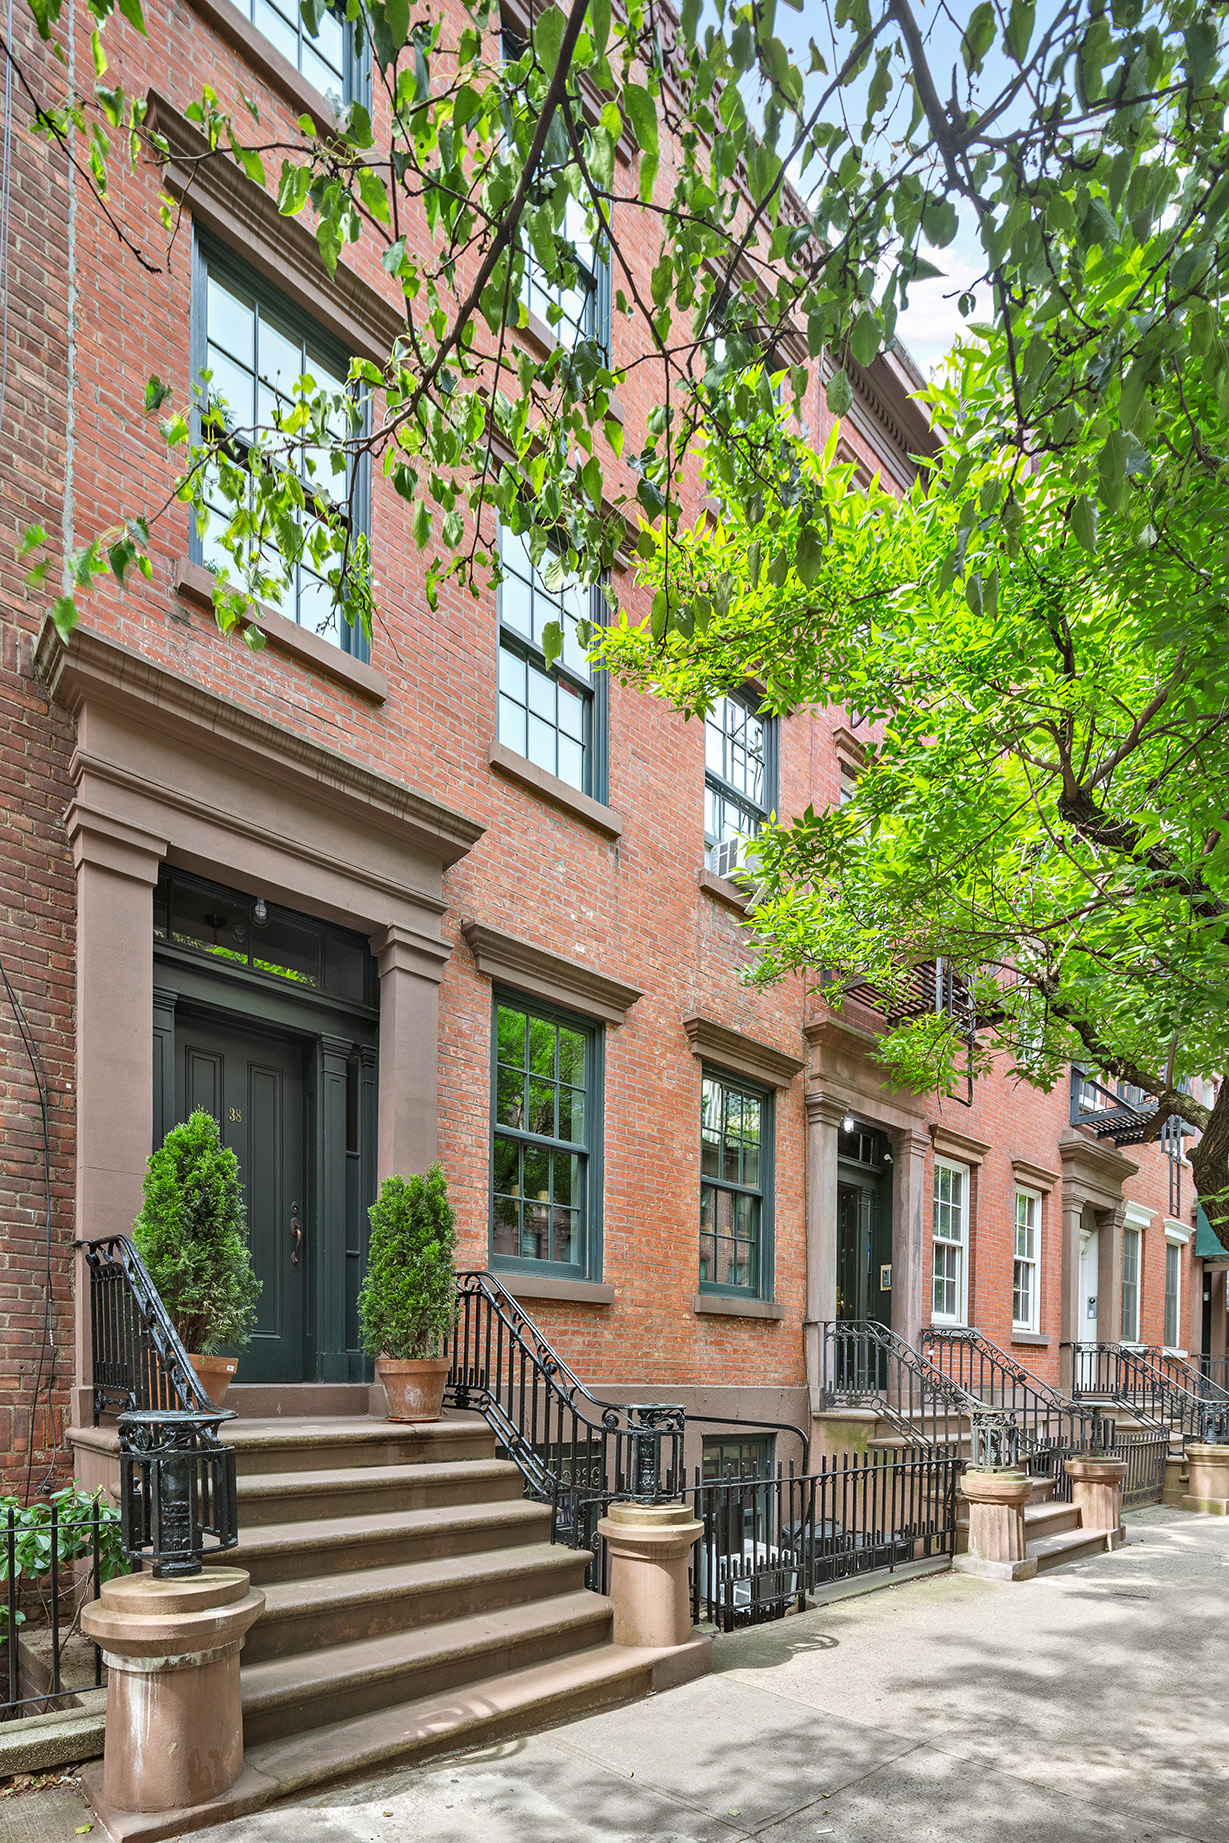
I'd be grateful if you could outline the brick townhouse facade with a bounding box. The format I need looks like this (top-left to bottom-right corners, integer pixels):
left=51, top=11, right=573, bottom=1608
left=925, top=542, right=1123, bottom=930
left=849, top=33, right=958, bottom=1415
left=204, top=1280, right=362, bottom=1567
left=0, top=0, right=1218, bottom=1495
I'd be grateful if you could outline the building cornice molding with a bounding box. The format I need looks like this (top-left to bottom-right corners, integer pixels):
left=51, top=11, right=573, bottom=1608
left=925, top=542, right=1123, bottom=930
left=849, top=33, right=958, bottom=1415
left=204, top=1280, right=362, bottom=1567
left=36, top=620, right=483, bottom=869
left=461, top=920, right=642, bottom=1026
left=145, top=90, right=406, bottom=368
left=682, top=1014, right=804, bottom=1091
left=1011, top=1157, right=1061, bottom=1194
left=930, top=1123, right=991, bottom=1167
left=1058, top=1126, right=1139, bottom=1211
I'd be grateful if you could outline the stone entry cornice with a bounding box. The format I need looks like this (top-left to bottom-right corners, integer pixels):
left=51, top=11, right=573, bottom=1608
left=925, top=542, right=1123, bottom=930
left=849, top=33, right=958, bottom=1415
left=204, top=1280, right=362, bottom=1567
left=682, top=1015, right=804, bottom=1090
left=1059, top=1126, right=1138, bottom=1212
left=37, top=620, right=484, bottom=870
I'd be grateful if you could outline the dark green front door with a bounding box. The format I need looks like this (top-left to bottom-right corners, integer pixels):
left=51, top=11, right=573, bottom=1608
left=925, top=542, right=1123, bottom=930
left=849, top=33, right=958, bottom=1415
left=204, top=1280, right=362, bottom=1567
left=836, top=1163, right=893, bottom=1329
left=176, top=1012, right=308, bottom=1383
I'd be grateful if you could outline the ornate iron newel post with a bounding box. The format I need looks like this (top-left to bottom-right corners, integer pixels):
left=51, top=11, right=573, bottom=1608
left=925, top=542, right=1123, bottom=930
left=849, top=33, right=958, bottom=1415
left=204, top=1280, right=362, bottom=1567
left=970, top=1410, right=1022, bottom=1473
left=624, top=1405, right=686, bottom=1504
left=118, top=1410, right=239, bottom=1578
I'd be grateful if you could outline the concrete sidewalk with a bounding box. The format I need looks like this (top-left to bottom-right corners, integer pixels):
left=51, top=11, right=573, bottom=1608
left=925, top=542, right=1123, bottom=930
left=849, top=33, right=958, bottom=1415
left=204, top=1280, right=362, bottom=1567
left=12, top=1505, right=1228, bottom=1843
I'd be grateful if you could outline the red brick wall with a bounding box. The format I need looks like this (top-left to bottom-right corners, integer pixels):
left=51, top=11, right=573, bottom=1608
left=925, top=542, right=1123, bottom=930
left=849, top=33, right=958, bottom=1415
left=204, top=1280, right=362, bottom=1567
left=0, top=0, right=1201, bottom=1490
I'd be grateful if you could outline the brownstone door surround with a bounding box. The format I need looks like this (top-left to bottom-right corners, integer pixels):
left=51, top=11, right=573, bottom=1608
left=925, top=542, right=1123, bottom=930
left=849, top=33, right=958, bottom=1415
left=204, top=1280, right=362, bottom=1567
left=38, top=619, right=483, bottom=1426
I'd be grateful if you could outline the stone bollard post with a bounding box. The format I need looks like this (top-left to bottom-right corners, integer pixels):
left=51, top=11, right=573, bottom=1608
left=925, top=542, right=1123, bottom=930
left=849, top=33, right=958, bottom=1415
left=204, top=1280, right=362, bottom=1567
left=1182, top=1443, right=1229, bottom=1515
left=1066, top=1455, right=1127, bottom=1546
left=81, top=1566, right=264, bottom=1819
left=596, top=1501, right=704, bottom=1647
left=953, top=1470, right=1036, bottom=1581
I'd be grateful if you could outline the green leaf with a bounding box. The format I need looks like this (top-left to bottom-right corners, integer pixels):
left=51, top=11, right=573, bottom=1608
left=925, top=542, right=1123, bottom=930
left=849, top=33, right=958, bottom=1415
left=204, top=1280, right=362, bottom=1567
left=623, top=83, right=658, bottom=159
left=143, top=374, right=172, bottom=413
left=849, top=308, right=881, bottom=368
left=113, top=0, right=144, bottom=31
left=636, top=474, right=666, bottom=518
left=1071, top=494, right=1098, bottom=554
left=826, top=367, right=853, bottom=415
left=961, top=1, right=995, bottom=73
left=795, top=523, right=824, bottom=587
left=412, top=500, right=431, bottom=549
left=590, top=0, right=610, bottom=55
left=541, top=619, right=563, bottom=665
left=51, top=595, right=77, bottom=639
left=1185, top=19, right=1218, bottom=91
left=1005, top=0, right=1034, bottom=60
left=534, top=5, right=567, bottom=75
left=921, top=195, right=958, bottom=247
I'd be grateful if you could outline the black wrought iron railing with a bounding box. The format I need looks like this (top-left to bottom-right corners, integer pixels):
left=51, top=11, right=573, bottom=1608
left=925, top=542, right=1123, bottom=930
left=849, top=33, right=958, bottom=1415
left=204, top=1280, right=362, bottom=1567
left=819, top=1319, right=981, bottom=1452
left=80, top=1235, right=218, bottom=1421
left=1199, top=1353, right=1229, bottom=1396
left=922, top=1326, right=1115, bottom=1460
left=80, top=1236, right=239, bottom=1577
left=1067, top=1342, right=1206, bottom=1438
left=3, top=1494, right=124, bottom=1720
left=1145, top=1349, right=1229, bottom=1402
left=1028, top=1427, right=1168, bottom=1511
left=686, top=1451, right=958, bottom=1632
left=446, top=1271, right=685, bottom=1565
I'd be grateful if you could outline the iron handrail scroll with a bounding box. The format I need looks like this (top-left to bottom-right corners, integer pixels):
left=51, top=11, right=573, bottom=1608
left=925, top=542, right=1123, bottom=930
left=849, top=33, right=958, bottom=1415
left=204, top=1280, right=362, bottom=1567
left=80, top=1234, right=226, bottom=1421
left=819, top=1318, right=988, bottom=1455
left=922, top=1325, right=1115, bottom=1461
left=1068, top=1341, right=1208, bottom=1438
left=445, top=1271, right=685, bottom=1534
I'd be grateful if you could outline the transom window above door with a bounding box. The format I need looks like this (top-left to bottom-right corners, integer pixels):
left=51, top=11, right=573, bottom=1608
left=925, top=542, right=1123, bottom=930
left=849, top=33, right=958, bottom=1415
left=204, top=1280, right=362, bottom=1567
left=491, top=994, right=602, bottom=1278
left=192, top=239, right=369, bottom=658
left=704, top=691, right=776, bottom=878
left=154, top=867, right=376, bottom=1007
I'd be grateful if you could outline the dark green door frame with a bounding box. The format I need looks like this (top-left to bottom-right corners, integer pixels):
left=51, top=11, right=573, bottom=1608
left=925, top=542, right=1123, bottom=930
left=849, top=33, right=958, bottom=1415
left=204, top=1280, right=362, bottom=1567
left=153, top=950, right=377, bottom=1386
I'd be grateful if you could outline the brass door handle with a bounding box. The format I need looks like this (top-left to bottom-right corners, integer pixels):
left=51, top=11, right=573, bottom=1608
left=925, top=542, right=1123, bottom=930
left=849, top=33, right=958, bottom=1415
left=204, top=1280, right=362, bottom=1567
left=290, top=1203, right=302, bottom=1265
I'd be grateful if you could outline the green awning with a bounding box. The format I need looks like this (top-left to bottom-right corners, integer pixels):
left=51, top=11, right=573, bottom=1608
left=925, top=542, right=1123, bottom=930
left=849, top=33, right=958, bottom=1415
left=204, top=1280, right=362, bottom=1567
left=1195, top=1204, right=1229, bottom=1265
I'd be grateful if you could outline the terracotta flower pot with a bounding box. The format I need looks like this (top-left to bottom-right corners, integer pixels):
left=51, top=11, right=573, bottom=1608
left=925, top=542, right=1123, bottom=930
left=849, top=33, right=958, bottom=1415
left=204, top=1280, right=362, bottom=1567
left=188, top=1352, right=238, bottom=1407
left=375, top=1356, right=450, bottom=1423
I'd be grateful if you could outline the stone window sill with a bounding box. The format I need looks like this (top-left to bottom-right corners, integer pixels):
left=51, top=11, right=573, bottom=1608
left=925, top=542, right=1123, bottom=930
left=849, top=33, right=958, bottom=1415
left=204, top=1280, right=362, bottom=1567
left=495, top=1271, right=614, bottom=1307
left=692, top=1293, right=783, bottom=1322
left=185, top=0, right=341, bottom=131
left=173, top=559, right=387, bottom=703
left=1010, top=1331, right=1051, bottom=1348
left=487, top=740, right=622, bottom=839
left=698, top=867, right=754, bottom=912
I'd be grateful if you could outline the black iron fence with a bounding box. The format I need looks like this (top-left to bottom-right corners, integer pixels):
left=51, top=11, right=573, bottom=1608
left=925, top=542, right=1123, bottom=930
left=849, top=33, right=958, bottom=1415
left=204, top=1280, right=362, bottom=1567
left=685, top=1452, right=959, bottom=1632
left=1027, top=1428, right=1168, bottom=1511
left=3, top=1492, right=125, bottom=1720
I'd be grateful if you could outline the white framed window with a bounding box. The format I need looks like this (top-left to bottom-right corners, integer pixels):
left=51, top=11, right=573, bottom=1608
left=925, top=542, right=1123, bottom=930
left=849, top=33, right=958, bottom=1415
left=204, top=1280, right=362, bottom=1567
left=1013, top=1188, right=1040, bottom=1332
left=1164, top=1241, right=1180, bottom=1351
left=1120, top=1226, right=1141, bottom=1343
left=932, top=1159, right=969, bottom=1324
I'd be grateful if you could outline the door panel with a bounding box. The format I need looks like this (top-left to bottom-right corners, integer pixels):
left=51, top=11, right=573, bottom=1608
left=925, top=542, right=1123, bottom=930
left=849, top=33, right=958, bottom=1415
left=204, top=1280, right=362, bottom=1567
left=175, top=1014, right=308, bottom=1384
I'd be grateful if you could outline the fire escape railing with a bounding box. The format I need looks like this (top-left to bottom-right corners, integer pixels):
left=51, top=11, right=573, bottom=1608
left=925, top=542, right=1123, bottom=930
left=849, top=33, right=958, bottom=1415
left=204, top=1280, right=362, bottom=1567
left=445, top=1271, right=686, bottom=1559
left=1067, top=1341, right=1212, bottom=1439
left=921, top=1326, right=1115, bottom=1462
left=79, top=1235, right=238, bottom=1577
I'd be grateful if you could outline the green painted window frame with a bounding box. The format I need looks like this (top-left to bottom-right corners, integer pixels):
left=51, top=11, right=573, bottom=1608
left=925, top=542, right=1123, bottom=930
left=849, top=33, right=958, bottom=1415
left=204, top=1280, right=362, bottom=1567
left=698, top=1065, right=774, bottom=1301
left=489, top=987, right=604, bottom=1281
left=245, top=0, right=369, bottom=105
left=189, top=232, right=371, bottom=663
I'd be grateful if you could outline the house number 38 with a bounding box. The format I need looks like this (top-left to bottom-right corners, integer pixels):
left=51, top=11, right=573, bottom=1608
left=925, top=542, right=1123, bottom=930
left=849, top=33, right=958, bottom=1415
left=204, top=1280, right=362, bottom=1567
left=228, top=1106, right=242, bottom=1123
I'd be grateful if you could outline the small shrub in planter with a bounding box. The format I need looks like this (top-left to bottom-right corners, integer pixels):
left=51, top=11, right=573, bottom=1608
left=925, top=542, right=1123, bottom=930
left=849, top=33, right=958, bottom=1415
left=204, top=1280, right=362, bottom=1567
left=133, top=1108, right=261, bottom=1402
left=358, top=1165, right=457, bottom=1422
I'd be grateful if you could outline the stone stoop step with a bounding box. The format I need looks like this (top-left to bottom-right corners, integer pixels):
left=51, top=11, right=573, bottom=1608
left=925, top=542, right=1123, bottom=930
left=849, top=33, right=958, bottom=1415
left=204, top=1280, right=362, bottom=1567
left=90, top=1414, right=706, bottom=1833
left=1025, top=1525, right=1115, bottom=1571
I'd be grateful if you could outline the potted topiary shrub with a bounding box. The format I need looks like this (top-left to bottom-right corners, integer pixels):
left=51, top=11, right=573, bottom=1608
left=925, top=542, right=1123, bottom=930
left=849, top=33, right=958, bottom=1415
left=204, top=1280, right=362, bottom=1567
left=358, top=1165, right=457, bottom=1422
left=133, top=1108, right=262, bottom=1405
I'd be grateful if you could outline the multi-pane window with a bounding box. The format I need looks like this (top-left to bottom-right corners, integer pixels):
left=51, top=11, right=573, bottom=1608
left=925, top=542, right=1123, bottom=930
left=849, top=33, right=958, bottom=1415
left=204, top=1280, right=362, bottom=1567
left=702, top=1435, right=775, bottom=1558
left=193, top=243, right=368, bottom=657
left=1164, top=1241, right=1181, bottom=1349
left=1121, top=1227, right=1141, bottom=1342
left=838, top=760, right=860, bottom=806
left=932, top=1161, right=968, bottom=1323
left=491, top=996, right=597, bottom=1274
left=497, top=524, right=602, bottom=794
left=244, top=0, right=362, bottom=103
left=1013, top=1189, right=1040, bottom=1332
left=699, top=1072, right=771, bottom=1295
left=704, top=692, right=775, bottom=875
left=521, top=191, right=602, bottom=348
